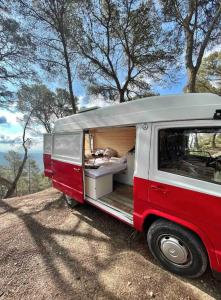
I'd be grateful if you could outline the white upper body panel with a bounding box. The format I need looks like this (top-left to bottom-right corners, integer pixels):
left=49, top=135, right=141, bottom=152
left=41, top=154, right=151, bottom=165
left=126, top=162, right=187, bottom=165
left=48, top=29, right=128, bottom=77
left=54, top=93, right=221, bottom=132
left=43, top=134, right=52, bottom=154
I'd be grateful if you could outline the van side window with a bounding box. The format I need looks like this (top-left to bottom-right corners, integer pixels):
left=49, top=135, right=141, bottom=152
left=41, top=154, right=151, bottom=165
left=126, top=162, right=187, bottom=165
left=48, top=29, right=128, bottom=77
left=53, top=133, right=82, bottom=161
left=158, top=128, right=221, bottom=185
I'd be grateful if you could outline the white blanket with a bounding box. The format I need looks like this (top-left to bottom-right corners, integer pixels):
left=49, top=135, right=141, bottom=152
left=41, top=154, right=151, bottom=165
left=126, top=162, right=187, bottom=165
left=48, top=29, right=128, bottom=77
left=85, top=162, right=127, bottom=179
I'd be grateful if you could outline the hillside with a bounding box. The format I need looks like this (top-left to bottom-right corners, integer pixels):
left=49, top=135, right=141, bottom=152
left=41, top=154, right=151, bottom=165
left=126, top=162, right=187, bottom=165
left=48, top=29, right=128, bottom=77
left=0, top=188, right=220, bottom=299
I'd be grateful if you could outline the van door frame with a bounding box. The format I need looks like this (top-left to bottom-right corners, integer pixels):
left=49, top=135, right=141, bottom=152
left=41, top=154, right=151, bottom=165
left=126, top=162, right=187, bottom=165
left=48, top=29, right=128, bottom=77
left=149, top=119, right=221, bottom=197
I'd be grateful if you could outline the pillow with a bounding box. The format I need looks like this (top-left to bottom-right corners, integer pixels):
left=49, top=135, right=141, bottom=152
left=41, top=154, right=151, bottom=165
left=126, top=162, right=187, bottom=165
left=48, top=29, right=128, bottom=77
left=94, top=148, right=105, bottom=156
left=104, top=147, right=118, bottom=158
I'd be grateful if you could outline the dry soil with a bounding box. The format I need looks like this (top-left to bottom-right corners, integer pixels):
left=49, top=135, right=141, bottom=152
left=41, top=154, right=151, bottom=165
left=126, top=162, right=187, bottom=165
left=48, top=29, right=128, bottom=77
left=0, top=188, right=221, bottom=300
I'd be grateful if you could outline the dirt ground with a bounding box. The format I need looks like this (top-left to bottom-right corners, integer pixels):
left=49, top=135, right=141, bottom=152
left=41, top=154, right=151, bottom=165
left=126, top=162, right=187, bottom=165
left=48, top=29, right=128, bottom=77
left=0, top=188, right=220, bottom=300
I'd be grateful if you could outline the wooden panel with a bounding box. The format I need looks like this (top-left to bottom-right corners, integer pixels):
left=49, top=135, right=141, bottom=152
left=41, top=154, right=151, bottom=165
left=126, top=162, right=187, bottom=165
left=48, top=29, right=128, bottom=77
left=91, top=127, right=136, bottom=156
left=100, top=183, right=133, bottom=215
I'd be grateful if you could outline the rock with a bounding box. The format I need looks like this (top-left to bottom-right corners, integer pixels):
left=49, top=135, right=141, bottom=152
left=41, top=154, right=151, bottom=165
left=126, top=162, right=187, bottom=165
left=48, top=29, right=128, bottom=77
left=149, top=291, right=155, bottom=298
left=127, top=281, right=132, bottom=287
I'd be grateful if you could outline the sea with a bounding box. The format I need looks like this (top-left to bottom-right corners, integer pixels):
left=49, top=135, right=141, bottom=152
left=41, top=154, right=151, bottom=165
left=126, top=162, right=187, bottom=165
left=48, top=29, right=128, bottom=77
left=0, top=152, right=44, bottom=170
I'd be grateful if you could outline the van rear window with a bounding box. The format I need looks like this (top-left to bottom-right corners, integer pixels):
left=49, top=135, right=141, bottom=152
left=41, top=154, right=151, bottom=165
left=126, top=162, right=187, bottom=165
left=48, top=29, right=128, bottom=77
left=158, top=127, right=221, bottom=185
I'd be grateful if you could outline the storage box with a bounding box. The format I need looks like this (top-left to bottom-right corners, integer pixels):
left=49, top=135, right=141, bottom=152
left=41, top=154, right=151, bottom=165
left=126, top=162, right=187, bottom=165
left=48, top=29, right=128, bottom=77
left=85, top=175, right=113, bottom=199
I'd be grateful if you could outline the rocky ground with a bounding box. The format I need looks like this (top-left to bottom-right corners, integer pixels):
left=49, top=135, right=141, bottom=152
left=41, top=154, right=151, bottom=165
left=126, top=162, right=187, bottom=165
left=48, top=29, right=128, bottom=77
left=0, top=188, right=220, bottom=300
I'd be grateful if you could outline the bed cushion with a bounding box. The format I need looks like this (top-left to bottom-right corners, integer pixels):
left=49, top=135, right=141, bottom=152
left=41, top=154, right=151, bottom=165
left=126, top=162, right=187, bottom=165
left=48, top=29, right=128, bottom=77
left=85, top=162, right=127, bottom=179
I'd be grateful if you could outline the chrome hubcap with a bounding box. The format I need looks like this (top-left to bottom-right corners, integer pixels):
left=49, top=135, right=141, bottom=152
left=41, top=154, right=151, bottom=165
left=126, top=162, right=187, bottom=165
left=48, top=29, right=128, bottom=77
left=160, top=236, right=189, bottom=265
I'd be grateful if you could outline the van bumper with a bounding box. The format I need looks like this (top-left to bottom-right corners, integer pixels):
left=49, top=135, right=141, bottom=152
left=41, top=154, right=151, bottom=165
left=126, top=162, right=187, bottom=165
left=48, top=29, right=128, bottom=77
left=212, top=270, right=221, bottom=281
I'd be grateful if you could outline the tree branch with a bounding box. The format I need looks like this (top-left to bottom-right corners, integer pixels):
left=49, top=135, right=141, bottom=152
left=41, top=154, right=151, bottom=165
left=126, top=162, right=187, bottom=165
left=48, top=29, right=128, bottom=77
left=195, top=4, right=221, bottom=71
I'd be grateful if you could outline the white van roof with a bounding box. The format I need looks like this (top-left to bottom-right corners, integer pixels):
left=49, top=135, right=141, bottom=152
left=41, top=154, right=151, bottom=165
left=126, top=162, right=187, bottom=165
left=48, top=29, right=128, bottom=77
left=54, top=93, right=221, bottom=132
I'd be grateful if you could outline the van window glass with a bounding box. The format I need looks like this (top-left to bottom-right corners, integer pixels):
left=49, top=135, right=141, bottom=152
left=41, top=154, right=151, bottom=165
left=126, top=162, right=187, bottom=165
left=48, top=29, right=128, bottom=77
left=53, top=133, right=81, bottom=160
left=158, top=128, right=221, bottom=185
left=44, top=135, right=52, bottom=154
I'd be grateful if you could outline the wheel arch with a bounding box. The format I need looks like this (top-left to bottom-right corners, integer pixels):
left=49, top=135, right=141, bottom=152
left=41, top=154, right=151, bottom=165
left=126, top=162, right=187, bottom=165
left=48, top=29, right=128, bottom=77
left=140, top=210, right=218, bottom=270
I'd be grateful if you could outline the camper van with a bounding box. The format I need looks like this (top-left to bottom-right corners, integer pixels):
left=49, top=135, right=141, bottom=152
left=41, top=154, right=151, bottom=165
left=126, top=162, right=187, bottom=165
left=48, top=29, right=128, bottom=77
left=43, top=93, right=221, bottom=279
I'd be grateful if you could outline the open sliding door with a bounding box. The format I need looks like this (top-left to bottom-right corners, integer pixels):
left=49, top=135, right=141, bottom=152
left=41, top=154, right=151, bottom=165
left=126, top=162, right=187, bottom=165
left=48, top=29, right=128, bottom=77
left=52, top=131, right=84, bottom=203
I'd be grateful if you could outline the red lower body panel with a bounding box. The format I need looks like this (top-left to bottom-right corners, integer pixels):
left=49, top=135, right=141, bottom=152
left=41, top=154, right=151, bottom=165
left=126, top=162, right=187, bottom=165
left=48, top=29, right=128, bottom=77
left=52, top=159, right=84, bottom=203
left=43, top=154, right=53, bottom=178
left=133, top=176, right=221, bottom=273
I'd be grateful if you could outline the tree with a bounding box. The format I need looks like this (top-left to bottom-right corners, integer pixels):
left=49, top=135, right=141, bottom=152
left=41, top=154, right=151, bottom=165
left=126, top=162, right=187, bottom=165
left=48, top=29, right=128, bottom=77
left=0, top=173, right=12, bottom=199
left=196, top=51, right=221, bottom=95
left=54, top=88, right=77, bottom=117
left=74, top=0, right=178, bottom=102
left=4, top=151, right=23, bottom=195
left=17, top=84, right=75, bottom=133
left=0, top=1, right=35, bottom=106
left=4, top=151, right=22, bottom=177
left=4, top=113, right=32, bottom=198
left=0, top=154, right=50, bottom=198
left=18, top=0, right=78, bottom=113
left=160, top=0, right=221, bottom=93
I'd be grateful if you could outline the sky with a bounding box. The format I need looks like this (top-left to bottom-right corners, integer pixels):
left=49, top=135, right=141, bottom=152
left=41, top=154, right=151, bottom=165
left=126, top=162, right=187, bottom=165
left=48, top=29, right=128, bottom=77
left=0, top=42, right=219, bottom=156
left=0, top=75, right=186, bottom=155
left=0, top=108, right=44, bottom=154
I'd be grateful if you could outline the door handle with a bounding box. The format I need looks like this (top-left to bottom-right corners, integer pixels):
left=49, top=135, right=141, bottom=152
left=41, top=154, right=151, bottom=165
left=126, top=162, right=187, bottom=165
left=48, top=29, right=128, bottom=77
left=150, top=185, right=169, bottom=195
left=73, top=167, right=81, bottom=172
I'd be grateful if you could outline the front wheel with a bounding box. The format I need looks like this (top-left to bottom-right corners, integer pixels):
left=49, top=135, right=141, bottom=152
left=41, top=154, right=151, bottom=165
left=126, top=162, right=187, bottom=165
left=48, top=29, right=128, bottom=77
left=147, top=219, right=208, bottom=278
left=63, top=194, right=79, bottom=208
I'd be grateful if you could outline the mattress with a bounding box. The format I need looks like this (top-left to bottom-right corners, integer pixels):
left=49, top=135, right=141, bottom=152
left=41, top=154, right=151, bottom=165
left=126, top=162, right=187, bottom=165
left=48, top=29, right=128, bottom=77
left=85, top=162, right=127, bottom=179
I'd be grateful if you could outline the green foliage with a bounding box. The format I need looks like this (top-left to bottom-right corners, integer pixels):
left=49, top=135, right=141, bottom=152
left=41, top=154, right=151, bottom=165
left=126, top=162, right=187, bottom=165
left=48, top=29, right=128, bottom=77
left=159, top=0, right=221, bottom=63
left=196, top=52, right=221, bottom=95
left=18, top=0, right=79, bottom=112
left=159, top=0, right=221, bottom=92
left=0, top=151, right=51, bottom=199
left=17, top=84, right=75, bottom=133
left=0, top=1, right=36, bottom=106
left=4, top=151, right=23, bottom=182
left=74, top=0, right=178, bottom=102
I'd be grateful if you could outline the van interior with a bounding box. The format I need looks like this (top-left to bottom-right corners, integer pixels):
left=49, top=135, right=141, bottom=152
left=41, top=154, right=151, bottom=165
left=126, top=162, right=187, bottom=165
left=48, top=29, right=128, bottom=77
left=83, top=126, right=136, bottom=217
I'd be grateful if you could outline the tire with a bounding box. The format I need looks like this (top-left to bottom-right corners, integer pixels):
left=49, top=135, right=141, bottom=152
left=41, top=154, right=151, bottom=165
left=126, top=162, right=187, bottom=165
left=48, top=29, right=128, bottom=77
left=147, top=219, right=208, bottom=278
left=63, top=194, right=79, bottom=209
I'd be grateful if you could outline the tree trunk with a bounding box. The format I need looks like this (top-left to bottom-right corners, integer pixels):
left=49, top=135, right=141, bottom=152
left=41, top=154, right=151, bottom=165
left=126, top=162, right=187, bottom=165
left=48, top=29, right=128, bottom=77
left=186, top=68, right=197, bottom=93
left=4, top=149, right=28, bottom=198
left=212, top=133, right=217, bottom=148
left=195, top=133, right=199, bottom=150
left=4, top=111, right=32, bottom=198
left=184, top=24, right=196, bottom=93
left=61, top=36, right=77, bottom=114
left=119, top=89, right=125, bottom=103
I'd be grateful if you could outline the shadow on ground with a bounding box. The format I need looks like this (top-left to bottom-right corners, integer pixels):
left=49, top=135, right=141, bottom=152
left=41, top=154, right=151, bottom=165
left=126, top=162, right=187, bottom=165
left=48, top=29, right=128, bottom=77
left=0, top=190, right=220, bottom=299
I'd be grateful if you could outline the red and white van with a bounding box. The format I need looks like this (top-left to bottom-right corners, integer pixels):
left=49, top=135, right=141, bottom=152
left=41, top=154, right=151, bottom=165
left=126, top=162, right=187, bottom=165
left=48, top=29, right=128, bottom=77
left=43, top=93, right=221, bottom=279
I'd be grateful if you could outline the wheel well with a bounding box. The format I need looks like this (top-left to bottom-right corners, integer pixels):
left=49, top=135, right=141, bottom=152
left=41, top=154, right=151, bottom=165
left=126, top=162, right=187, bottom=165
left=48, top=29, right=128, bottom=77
left=143, top=214, right=160, bottom=232
left=143, top=215, right=209, bottom=260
